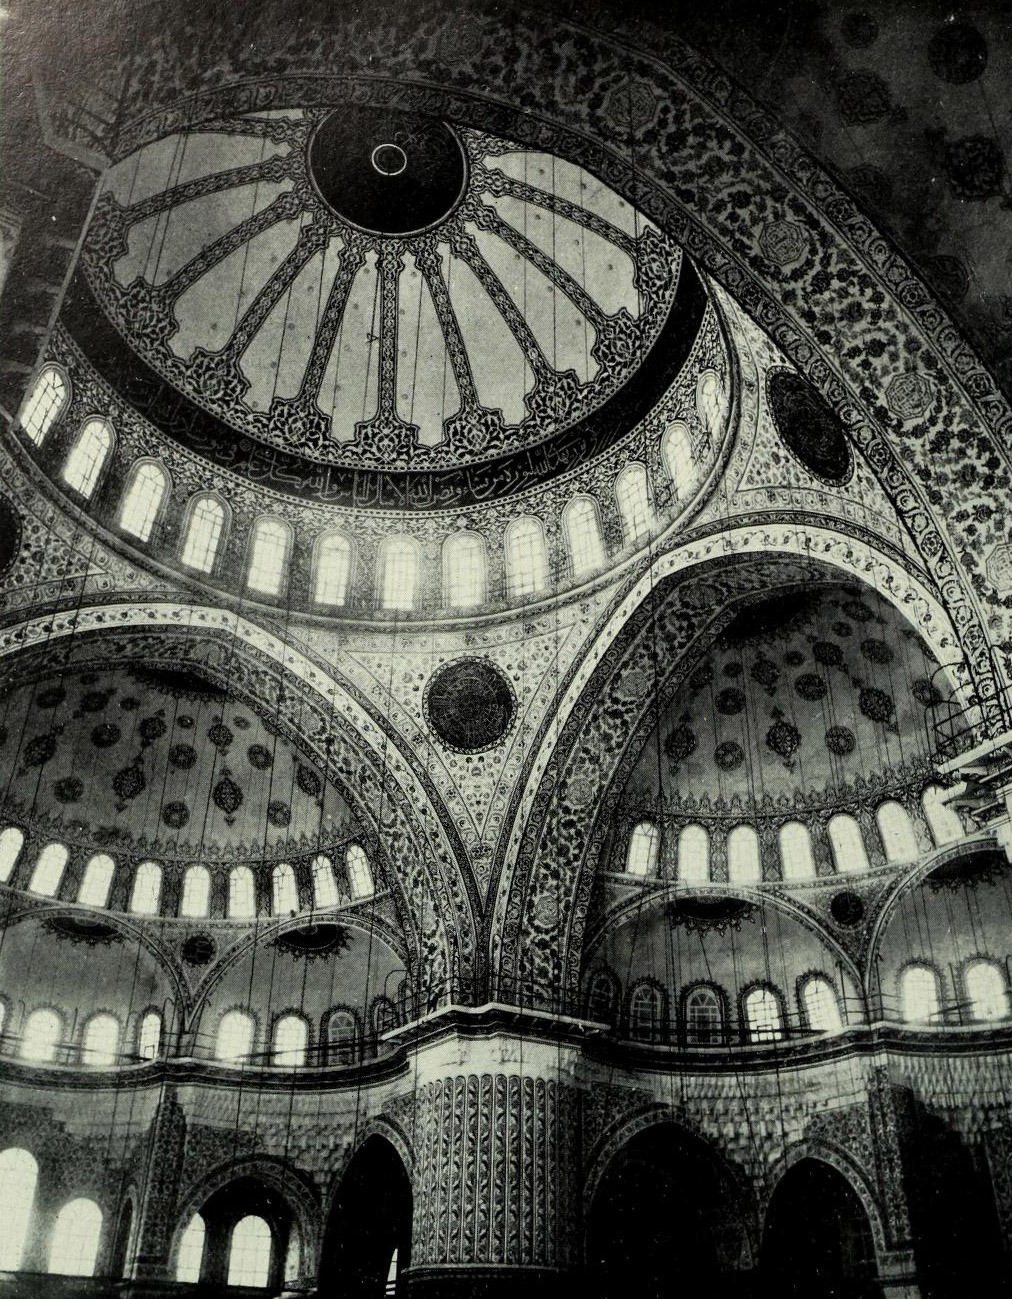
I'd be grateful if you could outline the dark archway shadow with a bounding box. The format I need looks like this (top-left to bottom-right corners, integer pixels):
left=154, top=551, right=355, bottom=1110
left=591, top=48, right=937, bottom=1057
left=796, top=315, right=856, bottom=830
left=319, top=1135, right=412, bottom=1297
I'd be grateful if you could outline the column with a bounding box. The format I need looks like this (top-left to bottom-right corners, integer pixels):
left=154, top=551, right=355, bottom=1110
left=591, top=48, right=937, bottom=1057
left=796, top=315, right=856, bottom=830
left=129, top=1087, right=187, bottom=1282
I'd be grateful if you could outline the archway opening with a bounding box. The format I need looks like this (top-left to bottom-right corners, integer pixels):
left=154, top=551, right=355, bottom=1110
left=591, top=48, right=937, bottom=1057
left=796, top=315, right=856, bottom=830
left=181, top=1175, right=293, bottom=1290
left=319, top=1135, right=412, bottom=1297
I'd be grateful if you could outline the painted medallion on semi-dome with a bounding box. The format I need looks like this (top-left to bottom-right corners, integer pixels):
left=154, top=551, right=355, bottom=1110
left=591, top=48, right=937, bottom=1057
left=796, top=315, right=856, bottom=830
left=424, top=656, right=516, bottom=753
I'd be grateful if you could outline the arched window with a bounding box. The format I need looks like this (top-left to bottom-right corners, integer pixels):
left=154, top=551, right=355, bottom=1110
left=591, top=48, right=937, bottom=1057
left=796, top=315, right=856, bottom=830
left=130, top=861, right=162, bottom=915
left=779, top=821, right=816, bottom=881
left=901, top=964, right=941, bottom=1024
left=326, top=1010, right=359, bottom=1065
left=311, top=855, right=339, bottom=909
left=677, top=823, right=709, bottom=883
left=828, top=814, right=870, bottom=875
left=964, top=959, right=1009, bottom=1022
left=0, top=998, right=6, bottom=1039
left=19, top=365, right=68, bottom=445
left=0, top=1147, right=38, bottom=1269
left=877, top=801, right=919, bottom=864
left=176, top=1214, right=205, bottom=1284
left=745, top=987, right=784, bottom=1042
left=22, top=1007, right=62, bottom=1063
left=49, top=1199, right=103, bottom=1277
left=801, top=975, right=843, bottom=1034
left=346, top=844, right=374, bottom=900
left=272, top=863, right=299, bottom=915
left=180, top=865, right=210, bottom=918
left=386, top=1248, right=400, bottom=1295
left=314, top=532, right=353, bottom=606
left=625, top=821, right=660, bottom=877
left=247, top=517, right=291, bottom=596
left=0, top=826, right=24, bottom=882
left=227, top=1215, right=273, bottom=1288
left=63, top=417, right=113, bottom=498
left=119, top=461, right=168, bottom=542
left=82, top=1013, right=120, bottom=1067
left=505, top=516, right=548, bottom=598
left=614, top=462, right=653, bottom=545
left=586, top=971, right=619, bottom=1025
left=28, top=841, right=68, bottom=897
left=228, top=866, right=256, bottom=919
left=921, top=784, right=964, bottom=847
left=685, top=986, right=724, bottom=1045
left=137, top=1010, right=161, bottom=1062
left=661, top=419, right=694, bottom=498
left=564, top=497, right=606, bottom=579
left=378, top=536, right=419, bottom=611
left=628, top=982, right=665, bottom=1041
left=373, top=997, right=399, bottom=1036
left=180, top=494, right=226, bottom=574
left=443, top=532, right=487, bottom=608
left=728, top=825, right=761, bottom=884
left=215, top=1010, right=255, bottom=1063
left=78, top=853, right=115, bottom=907
left=696, top=368, right=723, bottom=433
left=272, top=1013, right=309, bottom=1067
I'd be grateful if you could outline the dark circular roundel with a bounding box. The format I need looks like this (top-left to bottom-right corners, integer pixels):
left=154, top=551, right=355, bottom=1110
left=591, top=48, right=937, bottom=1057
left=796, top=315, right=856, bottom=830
left=424, top=657, right=516, bottom=753
left=767, top=369, right=852, bottom=483
left=928, top=22, right=987, bottom=84
left=182, top=934, right=216, bottom=966
left=830, top=891, right=865, bottom=928
left=309, top=106, right=468, bottom=236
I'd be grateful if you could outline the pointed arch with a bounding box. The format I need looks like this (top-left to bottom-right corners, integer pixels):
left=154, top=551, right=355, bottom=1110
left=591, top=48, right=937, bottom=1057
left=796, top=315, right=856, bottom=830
left=63, top=417, right=114, bottom=497
left=119, top=459, right=169, bottom=542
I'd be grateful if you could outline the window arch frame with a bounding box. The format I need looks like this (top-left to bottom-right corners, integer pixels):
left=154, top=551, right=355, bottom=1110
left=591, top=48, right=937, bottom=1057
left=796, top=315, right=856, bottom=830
left=778, top=820, right=817, bottom=881
left=180, top=864, right=211, bottom=919
left=899, top=961, right=943, bottom=1025
left=585, top=967, right=621, bottom=1026
left=876, top=800, right=920, bottom=865
left=920, top=782, right=965, bottom=848
left=270, top=1011, right=311, bottom=1068
left=345, top=844, right=374, bottom=900
left=78, top=852, right=116, bottom=908
left=660, top=418, right=694, bottom=499
left=0, top=825, right=25, bottom=883
left=626, top=978, right=667, bottom=1042
left=175, top=1212, right=206, bottom=1284
left=21, top=1006, right=64, bottom=1063
left=310, top=854, right=339, bottom=910
left=62, top=415, right=115, bottom=499
left=962, top=957, right=1009, bottom=1023
left=312, top=530, right=355, bottom=607
left=624, top=820, right=660, bottom=878
left=271, top=862, right=299, bottom=916
left=136, top=1008, right=162, bottom=1062
left=563, top=494, right=607, bottom=581
left=81, top=1011, right=121, bottom=1068
left=228, top=865, right=257, bottom=919
left=728, top=824, right=762, bottom=885
left=377, top=535, right=421, bottom=612
left=245, top=515, right=293, bottom=598
left=0, top=1146, right=39, bottom=1270
left=798, top=972, right=844, bottom=1035
left=504, top=514, right=549, bottom=599
left=214, top=1008, right=257, bottom=1064
left=118, top=457, right=170, bottom=543
left=48, top=1196, right=104, bottom=1278
left=742, top=982, right=786, bottom=1044
left=18, top=363, right=70, bottom=446
left=324, top=1006, right=361, bottom=1066
left=226, top=1213, right=274, bottom=1289
left=179, top=491, right=229, bottom=576
left=827, top=812, right=870, bottom=875
left=130, top=861, right=162, bottom=915
left=28, top=840, right=69, bottom=898
left=682, top=981, right=727, bottom=1046
left=442, top=530, right=488, bottom=609
left=677, top=822, right=710, bottom=884
left=614, top=460, right=654, bottom=546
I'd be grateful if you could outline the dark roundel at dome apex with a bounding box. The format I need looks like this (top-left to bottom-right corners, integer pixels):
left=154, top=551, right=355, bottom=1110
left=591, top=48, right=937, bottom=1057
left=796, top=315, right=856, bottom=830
left=767, top=369, right=852, bottom=483
left=424, top=657, right=516, bottom=753
left=928, top=22, right=987, bottom=84
left=309, top=106, right=468, bottom=237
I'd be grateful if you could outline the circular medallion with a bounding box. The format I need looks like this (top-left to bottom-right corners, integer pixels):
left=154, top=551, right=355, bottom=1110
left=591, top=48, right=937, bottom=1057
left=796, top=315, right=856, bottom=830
left=830, top=891, right=865, bottom=928
left=928, top=22, right=987, bottom=84
left=767, top=369, right=852, bottom=483
left=182, top=934, right=215, bottom=965
left=424, top=657, right=516, bottom=753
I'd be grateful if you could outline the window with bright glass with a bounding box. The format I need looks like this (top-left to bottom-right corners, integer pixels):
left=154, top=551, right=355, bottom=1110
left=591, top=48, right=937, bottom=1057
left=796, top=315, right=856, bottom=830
left=227, top=1215, right=272, bottom=1288
left=63, top=418, right=113, bottom=498
left=505, top=516, right=548, bottom=598
left=119, top=461, right=168, bottom=542
left=82, top=1013, right=120, bottom=1067
left=314, top=532, right=353, bottom=606
left=49, top=1199, right=103, bottom=1277
left=0, top=1148, right=38, bottom=1270
left=921, top=784, right=965, bottom=847
left=728, top=825, right=761, bottom=884
left=696, top=369, right=723, bottom=433
left=138, top=1011, right=161, bottom=1062
left=272, top=1013, right=309, bottom=1067
left=677, top=823, right=709, bottom=883
left=0, top=827, right=24, bottom=882
left=685, top=986, right=723, bottom=1045
left=779, top=821, right=816, bottom=881
left=176, top=1214, right=205, bottom=1284
left=745, top=987, right=784, bottom=1042
left=0, top=1000, right=5, bottom=1038
left=228, top=866, right=256, bottom=919
left=661, top=419, right=694, bottom=498
left=247, top=517, right=290, bottom=596
left=346, top=845, right=374, bottom=900
left=378, top=537, right=419, bottom=611
left=629, top=982, right=665, bottom=1041
left=272, top=863, right=299, bottom=915
left=311, top=855, right=339, bottom=909
left=181, top=495, right=226, bottom=574
left=78, top=853, right=115, bottom=907
left=19, top=366, right=68, bottom=445
left=180, top=865, right=211, bottom=918
left=965, top=960, right=1008, bottom=1022
left=901, top=964, right=941, bottom=1024
left=801, top=976, right=843, bottom=1034
left=564, top=497, right=606, bottom=579
left=327, top=1010, right=359, bottom=1065
left=586, top=973, right=618, bottom=1025
left=443, top=532, right=487, bottom=608
left=625, top=821, right=660, bottom=877
left=827, top=814, right=870, bottom=875
left=614, top=462, right=653, bottom=544
left=385, top=1247, right=399, bottom=1297
left=28, top=841, right=68, bottom=897
left=21, top=1008, right=62, bottom=1063
left=877, top=801, right=919, bottom=864
left=130, top=861, right=162, bottom=915
left=215, top=1010, right=255, bottom=1063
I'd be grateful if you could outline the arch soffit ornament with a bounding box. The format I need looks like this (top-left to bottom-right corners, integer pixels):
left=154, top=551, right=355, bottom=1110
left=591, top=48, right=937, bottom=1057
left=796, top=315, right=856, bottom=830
left=761, top=1144, right=888, bottom=1260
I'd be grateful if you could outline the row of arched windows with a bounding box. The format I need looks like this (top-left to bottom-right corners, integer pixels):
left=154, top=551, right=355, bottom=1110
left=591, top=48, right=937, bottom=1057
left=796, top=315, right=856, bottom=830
left=898, top=958, right=1010, bottom=1025
left=176, top=1212, right=274, bottom=1287
left=0, top=827, right=374, bottom=916
left=623, top=788, right=965, bottom=882
left=212, top=1002, right=387, bottom=1067
left=0, top=1001, right=161, bottom=1066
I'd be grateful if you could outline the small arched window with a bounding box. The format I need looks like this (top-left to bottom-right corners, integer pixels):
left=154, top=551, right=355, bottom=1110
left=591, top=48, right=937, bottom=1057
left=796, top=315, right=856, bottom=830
left=326, top=1010, right=359, bottom=1065
left=272, top=863, right=299, bottom=916
left=28, top=841, right=68, bottom=897
left=505, top=516, right=548, bottom=598
left=49, top=1198, right=103, bottom=1277
left=877, top=801, right=919, bottom=864
left=728, top=825, right=761, bottom=884
left=677, top=823, right=709, bottom=883
left=19, top=365, right=68, bottom=445
left=137, top=1010, right=161, bottom=1062
left=586, top=971, right=619, bottom=1025
left=901, top=964, right=941, bottom=1024
left=78, top=853, right=115, bottom=907
left=119, top=460, right=168, bottom=542
left=628, top=982, right=665, bottom=1041
left=311, top=855, right=339, bottom=909
left=779, top=821, right=816, bottom=881
left=0, top=1147, right=38, bottom=1270
left=180, top=494, right=226, bottom=574
left=0, top=826, right=24, bottom=882
left=22, top=1008, right=62, bottom=1063
left=314, top=532, right=353, bottom=606
left=373, top=997, right=399, bottom=1036
left=247, top=517, right=291, bottom=596
left=614, top=462, right=653, bottom=544
left=227, top=1215, right=273, bottom=1288
left=625, top=821, right=660, bottom=877
left=685, top=986, right=723, bottom=1045
left=63, top=417, right=113, bottom=498
left=745, top=987, right=784, bottom=1043
left=228, top=866, right=256, bottom=919
left=82, top=1013, right=120, bottom=1067
left=965, top=959, right=1009, bottom=1022
left=180, top=865, right=211, bottom=918
left=661, top=419, right=694, bottom=499
left=801, top=975, right=843, bottom=1034
left=0, top=998, right=6, bottom=1038
left=696, top=368, right=723, bottom=433
left=828, top=814, right=870, bottom=875
left=921, top=784, right=964, bottom=847
left=443, top=532, right=487, bottom=608
left=346, top=844, right=374, bottom=900
left=272, top=1013, right=309, bottom=1067
left=130, top=861, right=162, bottom=915
left=215, top=1010, right=255, bottom=1063
left=378, top=536, right=419, bottom=611
left=176, top=1214, right=205, bottom=1284
left=564, top=496, right=606, bottom=579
